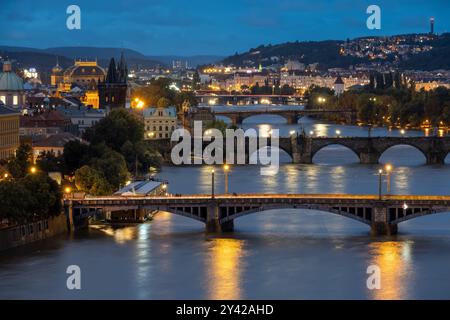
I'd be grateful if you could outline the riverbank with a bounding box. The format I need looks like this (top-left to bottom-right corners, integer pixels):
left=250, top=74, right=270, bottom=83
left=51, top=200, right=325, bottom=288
left=0, top=214, right=68, bottom=251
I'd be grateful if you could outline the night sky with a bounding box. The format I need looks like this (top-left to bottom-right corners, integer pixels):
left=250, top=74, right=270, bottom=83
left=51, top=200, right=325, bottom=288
left=1, top=0, right=449, bottom=56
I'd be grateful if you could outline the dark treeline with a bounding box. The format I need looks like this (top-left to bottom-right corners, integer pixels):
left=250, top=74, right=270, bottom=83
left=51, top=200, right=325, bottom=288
left=306, top=72, right=450, bottom=128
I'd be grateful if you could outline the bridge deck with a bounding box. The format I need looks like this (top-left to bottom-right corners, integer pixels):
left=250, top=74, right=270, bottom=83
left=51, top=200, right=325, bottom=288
left=70, top=194, right=450, bottom=202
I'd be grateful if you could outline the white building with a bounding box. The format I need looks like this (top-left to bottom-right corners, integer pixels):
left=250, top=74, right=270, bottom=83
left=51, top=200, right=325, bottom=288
left=143, top=106, right=177, bottom=139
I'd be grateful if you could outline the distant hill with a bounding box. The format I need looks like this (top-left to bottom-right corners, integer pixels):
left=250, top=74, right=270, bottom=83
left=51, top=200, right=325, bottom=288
left=222, top=34, right=450, bottom=71
left=399, top=33, right=450, bottom=70
left=222, top=40, right=367, bottom=70
left=0, top=46, right=224, bottom=74
left=0, top=46, right=164, bottom=72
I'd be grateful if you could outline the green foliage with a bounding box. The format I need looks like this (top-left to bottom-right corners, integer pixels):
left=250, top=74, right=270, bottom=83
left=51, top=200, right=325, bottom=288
left=0, top=173, right=62, bottom=224
left=63, top=140, right=90, bottom=174
left=132, top=77, right=198, bottom=111
left=36, top=152, right=65, bottom=173
left=84, top=109, right=144, bottom=151
left=7, top=144, right=32, bottom=179
left=311, top=84, right=450, bottom=127
left=74, top=165, right=112, bottom=196
left=90, top=148, right=130, bottom=190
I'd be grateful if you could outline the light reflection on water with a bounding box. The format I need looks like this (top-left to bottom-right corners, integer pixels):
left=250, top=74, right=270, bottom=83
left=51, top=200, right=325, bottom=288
left=1, top=114, right=450, bottom=299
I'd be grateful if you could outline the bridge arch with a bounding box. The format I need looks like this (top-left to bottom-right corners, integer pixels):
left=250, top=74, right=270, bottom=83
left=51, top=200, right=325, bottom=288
left=248, top=146, right=293, bottom=163
left=311, top=143, right=361, bottom=163
left=378, top=143, right=428, bottom=164
left=219, top=204, right=372, bottom=226
left=389, top=207, right=450, bottom=225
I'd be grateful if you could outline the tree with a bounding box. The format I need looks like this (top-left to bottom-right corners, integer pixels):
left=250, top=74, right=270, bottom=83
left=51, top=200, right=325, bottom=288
left=84, top=109, right=144, bottom=152
left=90, top=149, right=130, bottom=190
left=0, top=181, right=32, bottom=223
left=20, top=173, right=62, bottom=218
left=7, top=144, right=33, bottom=179
left=63, top=140, right=90, bottom=174
left=74, top=165, right=112, bottom=196
left=36, top=152, right=64, bottom=173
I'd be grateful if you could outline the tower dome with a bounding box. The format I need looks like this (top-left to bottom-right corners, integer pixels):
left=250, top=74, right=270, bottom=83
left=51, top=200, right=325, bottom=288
left=0, top=61, right=24, bottom=91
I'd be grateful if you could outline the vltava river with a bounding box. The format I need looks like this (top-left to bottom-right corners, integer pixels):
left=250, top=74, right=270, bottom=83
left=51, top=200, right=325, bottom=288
left=1, top=108, right=450, bottom=299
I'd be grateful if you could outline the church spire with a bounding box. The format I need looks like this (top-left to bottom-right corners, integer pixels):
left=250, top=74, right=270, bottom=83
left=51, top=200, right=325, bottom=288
left=106, top=57, right=117, bottom=83
left=117, top=52, right=128, bottom=83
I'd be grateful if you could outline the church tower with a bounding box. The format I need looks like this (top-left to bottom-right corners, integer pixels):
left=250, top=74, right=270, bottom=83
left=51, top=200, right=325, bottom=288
left=98, top=53, right=128, bottom=109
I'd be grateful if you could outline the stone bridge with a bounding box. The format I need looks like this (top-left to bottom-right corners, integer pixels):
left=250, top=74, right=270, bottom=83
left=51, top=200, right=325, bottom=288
left=66, top=194, right=450, bottom=236
left=213, top=109, right=355, bottom=125
left=148, top=136, right=450, bottom=165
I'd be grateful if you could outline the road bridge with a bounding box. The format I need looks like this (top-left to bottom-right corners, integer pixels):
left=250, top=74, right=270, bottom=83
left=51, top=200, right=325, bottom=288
left=66, top=194, right=450, bottom=236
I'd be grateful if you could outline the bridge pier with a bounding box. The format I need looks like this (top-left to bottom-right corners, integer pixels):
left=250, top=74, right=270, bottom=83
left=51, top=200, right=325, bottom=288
left=206, top=203, right=234, bottom=233
left=426, top=152, right=446, bottom=165
left=371, top=207, right=398, bottom=236
left=286, top=115, right=298, bottom=125
left=359, top=152, right=380, bottom=164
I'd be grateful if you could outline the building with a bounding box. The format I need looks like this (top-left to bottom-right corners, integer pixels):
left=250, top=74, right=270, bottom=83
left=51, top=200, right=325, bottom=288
left=184, top=106, right=214, bottom=132
left=32, top=132, right=83, bottom=162
left=0, top=103, right=20, bottom=160
left=56, top=105, right=106, bottom=134
left=81, top=79, right=100, bottom=108
left=56, top=60, right=106, bottom=88
left=0, top=61, right=26, bottom=109
left=19, top=110, right=72, bottom=137
left=430, top=17, right=435, bottom=35
left=50, top=58, right=64, bottom=86
left=143, top=106, right=177, bottom=139
left=98, top=54, right=128, bottom=109
left=334, top=76, right=345, bottom=96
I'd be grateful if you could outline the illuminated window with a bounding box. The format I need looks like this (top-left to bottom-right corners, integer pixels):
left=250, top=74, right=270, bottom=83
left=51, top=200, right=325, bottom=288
left=13, top=96, right=18, bottom=105
left=0, top=96, right=5, bottom=104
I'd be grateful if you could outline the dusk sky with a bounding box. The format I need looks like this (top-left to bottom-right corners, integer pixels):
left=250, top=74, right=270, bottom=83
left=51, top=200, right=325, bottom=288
left=1, top=0, right=449, bottom=56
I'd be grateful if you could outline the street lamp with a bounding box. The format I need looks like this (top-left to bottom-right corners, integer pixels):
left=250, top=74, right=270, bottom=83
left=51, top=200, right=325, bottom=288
left=30, top=166, right=37, bottom=174
left=385, top=164, right=393, bottom=194
left=223, top=165, right=230, bottom=194
left=378, top=169, right=383, bottom=200
left=211, top=169, right=215, bottom=199
left=336, top=129, right=341, bottom=137
left=289, top=130, right=296, bottom=136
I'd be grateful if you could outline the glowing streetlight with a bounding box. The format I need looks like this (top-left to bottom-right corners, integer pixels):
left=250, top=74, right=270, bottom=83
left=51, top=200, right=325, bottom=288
left=378, top=169, right=383, bottom=200
left=289, top=130, right=296, bottom=136
left=385, top=164, right=393, bottom=194
left=30, top=166, right=37, bottom=174
left=64, top=187, right=72, bottom=194
left=400, top=129, right=406, bottom=136
left=309, top=130, right=314, bottom=136
left=223, top=164, right=230, bottom=194
left=336, top=129, right=341, bottom=137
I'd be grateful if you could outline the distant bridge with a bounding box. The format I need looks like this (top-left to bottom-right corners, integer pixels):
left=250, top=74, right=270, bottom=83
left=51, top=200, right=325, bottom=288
left=148, top=136, right=450, bottom=165
left=213, top=108, right=355, bottom=125
left=66, top=194, right=450, bottom=235
left=196, top=94, right=305, bottom=105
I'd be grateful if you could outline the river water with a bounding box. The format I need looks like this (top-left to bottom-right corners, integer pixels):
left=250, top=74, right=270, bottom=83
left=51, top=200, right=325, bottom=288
left=1, top=106, right=450, bottom=300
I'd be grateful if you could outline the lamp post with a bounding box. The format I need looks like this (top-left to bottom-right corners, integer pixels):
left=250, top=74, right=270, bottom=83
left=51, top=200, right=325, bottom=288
left=378, top=169, right=383, bottom=200
left=211, top=169, right=215, bottom=199
left=385, top=164, right=393, bottom=194
left=223, top=165, right=230, bottom=194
